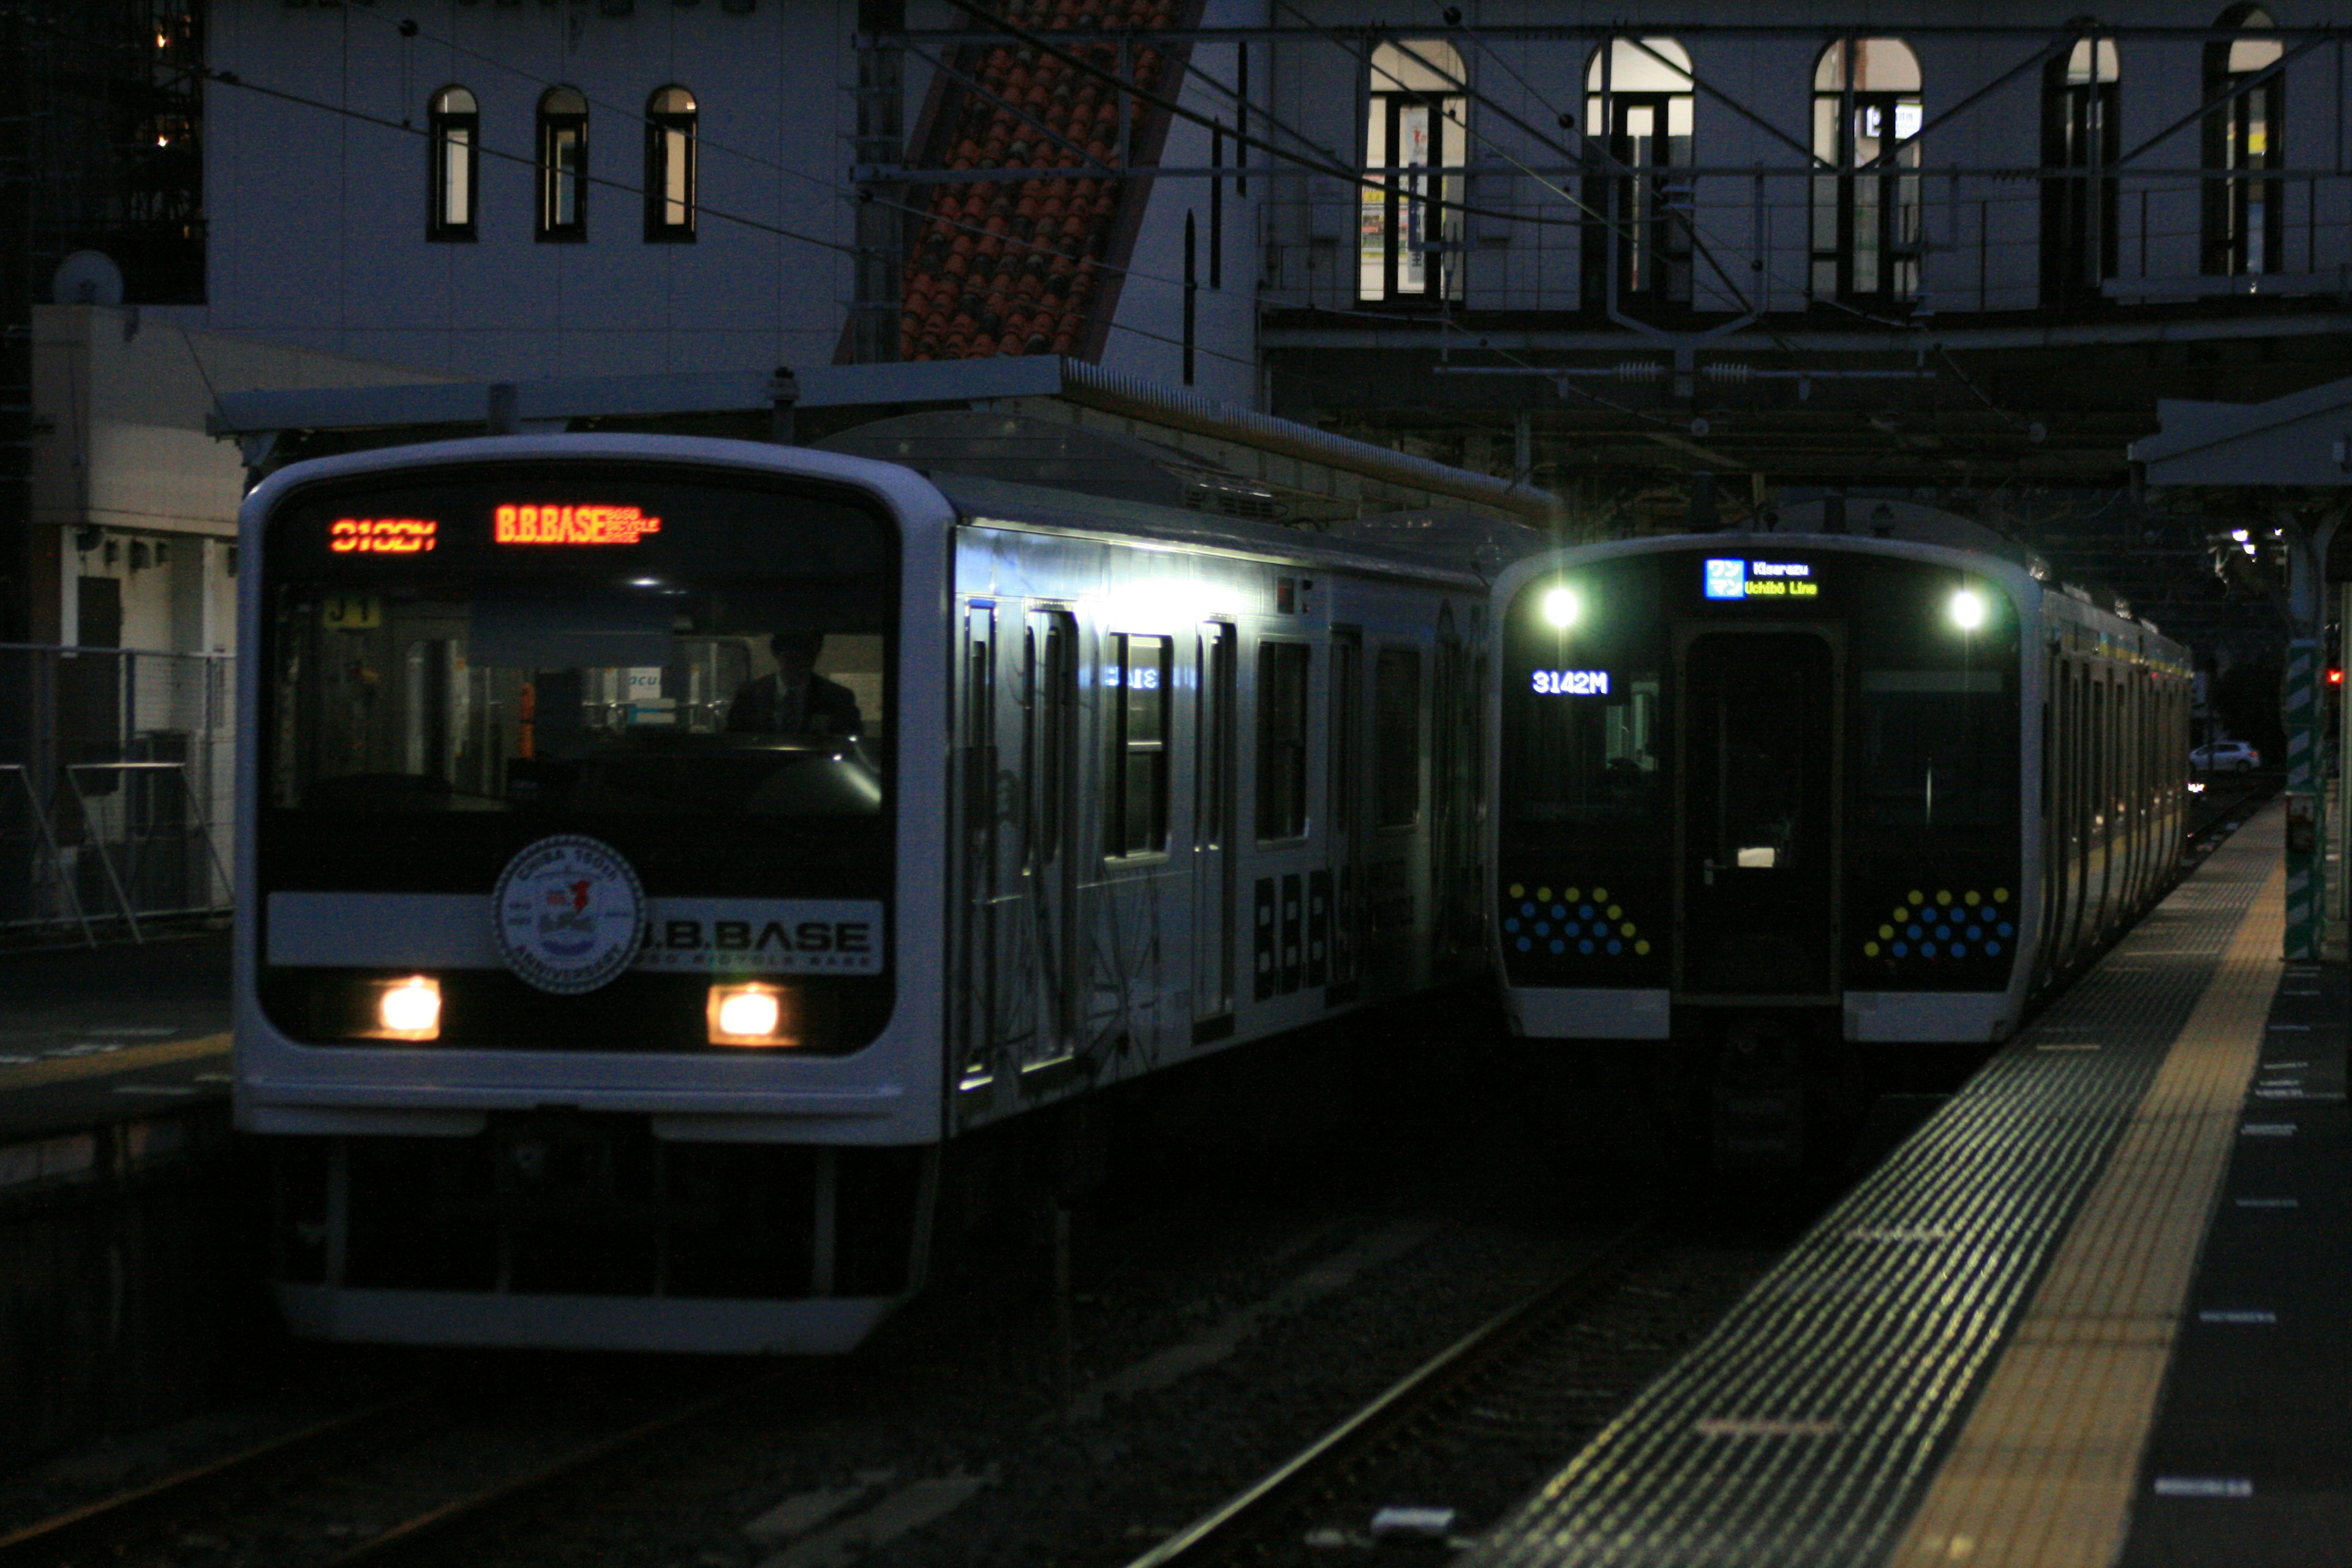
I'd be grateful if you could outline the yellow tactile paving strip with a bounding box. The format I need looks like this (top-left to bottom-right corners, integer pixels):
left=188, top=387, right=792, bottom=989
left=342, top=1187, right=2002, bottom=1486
left=1460, top=804, right=2283, bottom=1568
left=0, top=1031, right=230, bottom=1093
left=1892, top=845, right=2284, bottom=1567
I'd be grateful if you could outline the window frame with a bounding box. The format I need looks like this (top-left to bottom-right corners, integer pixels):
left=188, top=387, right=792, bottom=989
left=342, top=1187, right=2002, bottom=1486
left=427, top=86, right=480, bottom=243
left=1102, top=631, right=1171, bottom=860
left=2203, top=6, right=2285, bottom=277
left=2040, top=39, right=2120, bottom=303
left=1809, top=39, right=1923, bottom=306
left=537, top=86, right=590, bottom=244
left=1359, top=40, right=1467, bottom=307
left=643, top=85, right=698, bottom=243
left=1581, top=38, right=1696, bottom=312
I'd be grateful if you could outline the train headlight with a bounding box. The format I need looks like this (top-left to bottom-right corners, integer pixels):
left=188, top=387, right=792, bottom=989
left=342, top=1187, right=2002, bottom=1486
left=372, top=976, right=441, bottom=1041
left=709, top=982, right=797, bottom=1046
left=1948, top=589, right=1987, bottom=630
left=1540, top=586, right=1582, bottom=628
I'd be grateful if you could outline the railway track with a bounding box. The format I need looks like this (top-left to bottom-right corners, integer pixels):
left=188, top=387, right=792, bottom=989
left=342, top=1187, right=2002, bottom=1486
left=1120, top=1218, right=1698, bottom=1567
left=0, top=1366, right=793, bottom=1568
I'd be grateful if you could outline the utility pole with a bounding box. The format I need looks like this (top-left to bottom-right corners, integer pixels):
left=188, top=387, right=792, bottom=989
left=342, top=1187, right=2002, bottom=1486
left=850, top=0, right=905, bottom=364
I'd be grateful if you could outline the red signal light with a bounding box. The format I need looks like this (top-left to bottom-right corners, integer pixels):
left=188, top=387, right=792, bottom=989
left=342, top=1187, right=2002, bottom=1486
left=2331, top=668, right=2344, bottom=686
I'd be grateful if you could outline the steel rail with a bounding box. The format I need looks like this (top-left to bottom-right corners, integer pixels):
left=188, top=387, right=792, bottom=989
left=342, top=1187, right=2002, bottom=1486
left=316, top=1371, right=794, bottom=1568
left=0, top=1396, right=435, bottom=1566
left=1120, top=1216, right=1663, bottom=1568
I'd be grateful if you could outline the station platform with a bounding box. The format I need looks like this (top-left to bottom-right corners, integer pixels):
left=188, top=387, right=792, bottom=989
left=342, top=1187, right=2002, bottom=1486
left=0, top=930, right=230, bottom=1185
left=1463, top=802, right=2346, bottom=1568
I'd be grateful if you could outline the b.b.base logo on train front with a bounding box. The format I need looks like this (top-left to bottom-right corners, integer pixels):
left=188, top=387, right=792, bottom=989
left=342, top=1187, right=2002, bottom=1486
left=494, top=835, right=647, bottom=994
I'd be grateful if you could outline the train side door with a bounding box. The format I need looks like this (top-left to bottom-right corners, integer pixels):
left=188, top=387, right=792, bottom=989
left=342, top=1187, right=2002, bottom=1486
left=1022, top=608, right=1080, bottom=1069
left=1675, top=630, right=1842, bottom=998
left=1192, top=622, right=1237, bottom=1037
left=955, top=603, right=1001, bottom=1088
left=1430, top=620, right=1477, bottom=967
left=1325, top=628, right=1364, bottom=1003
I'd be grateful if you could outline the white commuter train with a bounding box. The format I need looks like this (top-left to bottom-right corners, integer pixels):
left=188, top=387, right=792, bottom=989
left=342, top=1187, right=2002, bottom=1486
left=1487, top=521, right=2190, bottom=1155
left=236, top=434, right=1504, bottom=1352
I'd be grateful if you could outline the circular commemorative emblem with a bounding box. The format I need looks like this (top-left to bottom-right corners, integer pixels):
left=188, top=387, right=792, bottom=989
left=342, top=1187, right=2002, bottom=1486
left=492, top=835, right=647, bottom=995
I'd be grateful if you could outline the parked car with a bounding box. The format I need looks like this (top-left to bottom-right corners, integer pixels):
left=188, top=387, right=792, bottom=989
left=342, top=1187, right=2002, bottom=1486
left=2190, top=740, right=2261, bottom=772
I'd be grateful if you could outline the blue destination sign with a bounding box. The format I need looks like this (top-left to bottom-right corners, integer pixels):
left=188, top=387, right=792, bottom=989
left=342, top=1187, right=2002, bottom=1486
left=1532, top=669, right=1611, bottom=696
left=1705, top=558, right=1819, bottom=600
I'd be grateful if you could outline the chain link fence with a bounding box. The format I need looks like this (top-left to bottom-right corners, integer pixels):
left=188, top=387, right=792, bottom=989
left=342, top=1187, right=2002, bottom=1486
left=0, top=646, right=233, bottom=942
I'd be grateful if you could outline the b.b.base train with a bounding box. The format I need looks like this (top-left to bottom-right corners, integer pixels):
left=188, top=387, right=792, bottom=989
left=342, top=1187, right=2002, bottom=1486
left=1490, top=510, right=2190, bottom=1163
left=236, top=434, right=1508, bottom=1353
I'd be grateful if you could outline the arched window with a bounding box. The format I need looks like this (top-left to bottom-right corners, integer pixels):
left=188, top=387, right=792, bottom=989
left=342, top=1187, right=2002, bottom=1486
left=1811, top=39, right=1922, bottom=303
left=537, top=86, right=589, bottom=242
left=1582, top=38, right=1694, bottom=311
left=1359, top=40, right=1466, bottom=305
left=2043, top=35, right=2119, bottom=302
left=427, top=86, right=478, bottom=241
left=2204, top=5, right=2283, bottom=276
left=644, top=86, right=697, bottom=242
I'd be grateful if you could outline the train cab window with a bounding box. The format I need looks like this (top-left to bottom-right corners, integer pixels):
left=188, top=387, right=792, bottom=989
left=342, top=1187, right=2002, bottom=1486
left=1857, top=669, right=2011, bottom=829
left=1374, top=647, right=1422, bottom=827
left=1104, top=633, right=1169, bottom=856
left=1504, top=669, right=1662, bottom=831
left=266, top=476, right=895, bottom=850
left=1257, top=640, right=1311, bottom=840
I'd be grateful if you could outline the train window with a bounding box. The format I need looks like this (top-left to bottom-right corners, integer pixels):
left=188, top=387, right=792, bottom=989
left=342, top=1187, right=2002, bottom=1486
left=1857, top=669, right=2013, bottom=829
left=1374, top=647, right=1422, bottom=827
left=1257, top=640, right=1311, bottom=840
left=1501, top=670, right=1662, bottom=832
left=1104, top=633, right=1169, bottom=857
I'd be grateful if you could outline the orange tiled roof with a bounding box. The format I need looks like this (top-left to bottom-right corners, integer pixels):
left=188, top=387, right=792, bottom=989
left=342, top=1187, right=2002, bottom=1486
left=900, top=0, right=1186, bottom=361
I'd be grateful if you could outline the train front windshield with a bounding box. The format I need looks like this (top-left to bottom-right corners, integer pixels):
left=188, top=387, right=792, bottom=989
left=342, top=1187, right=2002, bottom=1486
left=256, top=462, right=899, bottom=1052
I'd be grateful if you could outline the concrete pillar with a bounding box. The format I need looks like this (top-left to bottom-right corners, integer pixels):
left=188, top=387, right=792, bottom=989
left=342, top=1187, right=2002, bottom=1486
left=2283, top=510, right=2341, bottom=959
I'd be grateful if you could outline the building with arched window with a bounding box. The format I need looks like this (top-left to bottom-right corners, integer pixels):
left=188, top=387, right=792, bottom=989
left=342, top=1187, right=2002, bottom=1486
left=426, top=86, right=478, bottom=243
left=1359, top=40, right=1466, bottom=305
left=644, top=86, right=697, bottom=243
left=187, top=0, right=2352, bottom=514
left=2043, top=36, right=2120, bottom=301
left=537, top=87, right=589, bottom=243
left=2204, top=4, right=2284, bottom=275
left=1811, top=39, right=1923, bottom=304
left=1583, top=37, right=1695, bottom=312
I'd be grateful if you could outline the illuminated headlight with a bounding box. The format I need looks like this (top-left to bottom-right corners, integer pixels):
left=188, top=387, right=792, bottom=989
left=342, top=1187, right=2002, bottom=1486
left=708, top=983, right=796, bottom=1047
left=1541, top=586, right=1582, bottom=628
left=372, top=976, right=441, bottom=1041
left=1948, top=589, right=1987, bottom=630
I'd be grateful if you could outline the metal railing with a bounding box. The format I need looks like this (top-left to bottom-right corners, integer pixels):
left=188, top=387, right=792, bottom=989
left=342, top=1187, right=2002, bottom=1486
left=0, top=646, right=233, bottom=942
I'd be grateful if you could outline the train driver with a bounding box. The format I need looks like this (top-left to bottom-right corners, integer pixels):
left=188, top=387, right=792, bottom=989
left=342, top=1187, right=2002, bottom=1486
left=726, top=631, right=864, bottom=737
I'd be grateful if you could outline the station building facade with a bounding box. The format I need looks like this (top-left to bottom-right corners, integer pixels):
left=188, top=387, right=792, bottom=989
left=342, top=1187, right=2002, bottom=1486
left=200, top=0, right=1267, bottom=404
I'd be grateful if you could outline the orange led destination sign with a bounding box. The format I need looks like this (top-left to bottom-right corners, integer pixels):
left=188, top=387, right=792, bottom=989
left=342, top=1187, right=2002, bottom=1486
left=331, top=518, right=438, bottom=554
left=494, top=504, right=663, bottom=546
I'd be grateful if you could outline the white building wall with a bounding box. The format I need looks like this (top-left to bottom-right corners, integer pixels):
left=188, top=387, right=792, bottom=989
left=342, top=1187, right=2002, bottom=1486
left=1104, top=3, right=1265, bottom=405
left=206, top=0, right=861, bottom=379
